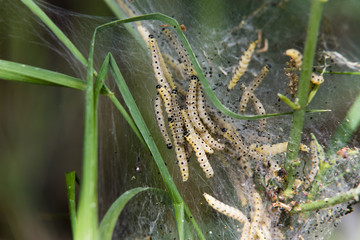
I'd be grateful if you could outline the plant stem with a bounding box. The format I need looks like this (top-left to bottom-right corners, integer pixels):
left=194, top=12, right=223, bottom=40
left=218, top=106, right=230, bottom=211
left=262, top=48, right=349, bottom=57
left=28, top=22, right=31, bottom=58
left=284, top=0, right=325, bottom=197
left=292, top=183, right=360, bottom=213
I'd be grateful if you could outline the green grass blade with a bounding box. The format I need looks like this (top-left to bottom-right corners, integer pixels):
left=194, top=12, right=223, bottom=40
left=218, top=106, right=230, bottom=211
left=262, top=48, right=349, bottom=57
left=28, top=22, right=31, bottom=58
left=174, top=202, right=185, bottom=240
left=76, top=30, right=99, bottom=240
left=284, top=0, right=325, bottom=196
left=95, top=53, right=147, bottom=148
left=21, top=0, right=88, bottom=67
left=65, top=171, right=77, bottom=238
left=0, top=59, right=86, bottom=90
left=99, top=187, right=149, bottom=240
left=327, top=92, right=360, bottom=155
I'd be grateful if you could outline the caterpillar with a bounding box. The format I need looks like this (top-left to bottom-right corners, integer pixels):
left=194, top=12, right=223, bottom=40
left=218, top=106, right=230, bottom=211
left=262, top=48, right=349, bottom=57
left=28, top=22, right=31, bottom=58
left=285, top=49, right=303, bottom=69
left=174, top=142, right=189, bottom=182
left=220, top=127, right=253, bottom=176
left=162, top=28, right=195, bottom=76
left=181, top=109, right=213, bottom=154
left=156, top=85, right=172, bottom=116
left=239, top=64, right=270, bottom=113
left=184, top=131, right=214, bottom=178
left=249, top=142, right=309, bottom=156
left=221, top=128, right=248, bottom=157
left=249, top=191, right=268, bottom=240
left=154, top=93, right=172, bottom=149
left=248, top=64, right=271, bottom=92
left=148, top=35, right=172, bottom=91
left=248, top=92, right=266, bottom=131
left=203, top=193, right=249, bottom=224
left=240, top=222, right=251, bottom=240
left=186, top=75, right=208, bottom=133
left=170, top=89, right=185, bottom=145
left=303, top=139, right=320, bottom=189
left=311, top=73, right=324, bottom=85
left=227, top=40, right=257, bottom=91
left=196, top=83, right=217, bottom=133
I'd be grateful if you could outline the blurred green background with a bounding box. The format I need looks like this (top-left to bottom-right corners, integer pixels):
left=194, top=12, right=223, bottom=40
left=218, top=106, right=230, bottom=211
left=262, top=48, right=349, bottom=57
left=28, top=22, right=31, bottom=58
left=0, top=0, right=359, bottom=239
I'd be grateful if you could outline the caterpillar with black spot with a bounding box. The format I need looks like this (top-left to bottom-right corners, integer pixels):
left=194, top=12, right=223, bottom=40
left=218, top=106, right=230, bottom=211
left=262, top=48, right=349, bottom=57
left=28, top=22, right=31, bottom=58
left=157, top=86, right=189, bottom=181
left=173, top=140, right=189, bottom=182
left=148, top=35, right=172, bottom=91
left=184, top=131, right=214, bottom=178
left=203, top=193, right=249, bottom=224
left=170, top=89, right=185, bottom=145
left=181, top=109, right=213, bottom=154
left=162, top=28, right=195, bottom=76
left=221, top=128, right=248, bottom=157
left=285, top=49, right=302, bottom=69
left=311, top=73, right=324, bottom=85
left=186, top=75, right=208, bottom=133
left=196, top=83, right=217, bottom=133
left=303, top=138, right=320, bottom=189
left=248, top=92, right=266, bottom=131
left=154, top=93, right=172, bottom=149
left=156, top=85, right=172, bottom=116
left=186, top=80, right=224, bottom=150
left=227, top=41, right=257, bottom=91
left=239, top=64, right=270, bottom=113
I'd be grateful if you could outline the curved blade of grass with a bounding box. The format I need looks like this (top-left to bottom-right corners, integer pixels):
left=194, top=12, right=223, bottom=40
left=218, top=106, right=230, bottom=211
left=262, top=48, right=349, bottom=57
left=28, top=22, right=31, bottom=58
left=327, top=92, right=360, bottom=155
left=283, top=0, right=325, bottom=197
left=99, top=187, right=149, bottom=240
left=0, top=59, right=86, bottom=90
left=65, top=171, right=77, bottom=238
left=21, top=0, right=88, bottom=67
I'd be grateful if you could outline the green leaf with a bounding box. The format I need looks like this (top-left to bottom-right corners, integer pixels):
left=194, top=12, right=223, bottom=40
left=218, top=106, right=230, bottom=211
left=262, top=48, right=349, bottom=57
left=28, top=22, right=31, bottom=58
left=65, top=171, right=77, bottom=238
left=0, top=59, right=86, bottom=90
left=99, top=187, right=149, bottom=240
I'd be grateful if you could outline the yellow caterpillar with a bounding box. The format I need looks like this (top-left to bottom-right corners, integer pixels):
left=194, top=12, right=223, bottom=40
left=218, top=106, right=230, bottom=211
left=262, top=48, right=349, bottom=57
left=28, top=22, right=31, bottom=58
left=170, top=89, right=185, bottom=145
left=162, top=28, right=195, bottom=76
left=148, top=35, right=172, bottom=90
left=203, top=193, right=249, bottom=224
left=186, top=75, right=208, bottom=133
left=181, top=109, right=213, bottom=154
left=227, top=41, right=257, bottom=90
left=239, top=64, right=270, bottom=113
left=196, top=83, right=217, bottom=133
left=184, top=131, right=214, bottom=178
left=154, top=93, right=172, bottom=149
left=303, top=139, right=320, bottom=189
left=285, top=49, right=302, bottom=69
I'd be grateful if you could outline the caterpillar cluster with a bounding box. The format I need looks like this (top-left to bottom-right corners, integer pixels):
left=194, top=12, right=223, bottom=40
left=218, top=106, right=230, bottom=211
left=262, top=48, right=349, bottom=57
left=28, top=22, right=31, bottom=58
left=147, top=27, right=344, bottom=240
left=149, top=33, right=224, bottom=181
